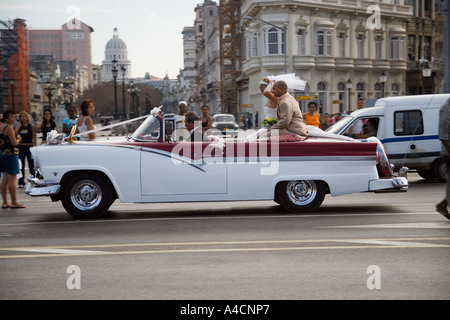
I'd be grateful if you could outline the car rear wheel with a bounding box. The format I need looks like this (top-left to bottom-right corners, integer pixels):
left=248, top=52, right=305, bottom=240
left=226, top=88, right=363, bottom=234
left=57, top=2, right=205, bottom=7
left=276, top=180, right=326, bottom=213
left=61, top=172, right=113, bottom=219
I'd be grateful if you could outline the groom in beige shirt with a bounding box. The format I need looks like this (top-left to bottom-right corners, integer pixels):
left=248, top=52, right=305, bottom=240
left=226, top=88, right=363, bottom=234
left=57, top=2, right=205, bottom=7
left=268, top=80, right=309, bottom=137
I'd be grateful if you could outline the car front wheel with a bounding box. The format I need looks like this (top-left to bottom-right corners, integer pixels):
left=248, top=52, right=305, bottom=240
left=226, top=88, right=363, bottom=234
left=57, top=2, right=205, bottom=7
left=276, top=180, right=326, bottom=213
left=61, top=172, right=113, bottom=219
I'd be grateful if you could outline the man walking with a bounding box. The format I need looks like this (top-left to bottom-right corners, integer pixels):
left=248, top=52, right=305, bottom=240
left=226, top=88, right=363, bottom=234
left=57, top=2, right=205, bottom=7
left=436, top=97, right=450, bottom=219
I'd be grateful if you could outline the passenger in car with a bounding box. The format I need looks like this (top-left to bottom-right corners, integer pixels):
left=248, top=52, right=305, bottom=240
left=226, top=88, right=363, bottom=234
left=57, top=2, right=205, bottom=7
left=351, top=118, right=378, bottom=139
left=185, top=111, right=207, bottom=142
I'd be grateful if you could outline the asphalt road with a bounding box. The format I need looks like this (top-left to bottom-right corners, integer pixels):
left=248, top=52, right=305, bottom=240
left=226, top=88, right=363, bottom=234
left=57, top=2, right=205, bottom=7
left=0, top=172, right=449, bottom=302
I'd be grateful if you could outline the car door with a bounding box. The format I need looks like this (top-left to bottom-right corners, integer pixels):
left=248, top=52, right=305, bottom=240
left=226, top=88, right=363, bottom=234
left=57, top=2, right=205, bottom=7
left=140, top=141, right=227, bottom=197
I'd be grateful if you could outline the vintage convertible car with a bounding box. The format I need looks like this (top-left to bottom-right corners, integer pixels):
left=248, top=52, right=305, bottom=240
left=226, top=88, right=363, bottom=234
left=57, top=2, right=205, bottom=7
left=26, top=113, right=408, bottom=219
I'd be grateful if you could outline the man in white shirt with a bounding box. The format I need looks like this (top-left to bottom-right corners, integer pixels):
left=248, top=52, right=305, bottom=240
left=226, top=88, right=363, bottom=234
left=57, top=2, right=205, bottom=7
left=176, top=101, right=188, bottom=129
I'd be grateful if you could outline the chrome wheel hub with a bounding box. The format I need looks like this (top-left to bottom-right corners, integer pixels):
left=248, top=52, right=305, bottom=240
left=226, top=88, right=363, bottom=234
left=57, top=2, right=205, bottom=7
left=71, top=181, right=102, bottom=211
left=286, top=180, right=316, bottom=205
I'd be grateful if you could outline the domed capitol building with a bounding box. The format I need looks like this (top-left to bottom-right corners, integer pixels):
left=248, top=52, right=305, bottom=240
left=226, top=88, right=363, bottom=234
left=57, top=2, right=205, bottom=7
left=102, top=28, right=132, bottom=81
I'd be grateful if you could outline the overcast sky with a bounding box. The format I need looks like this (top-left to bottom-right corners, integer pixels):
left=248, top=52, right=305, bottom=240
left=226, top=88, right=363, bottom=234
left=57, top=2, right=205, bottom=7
left=0, top=0, right=203, bottom=79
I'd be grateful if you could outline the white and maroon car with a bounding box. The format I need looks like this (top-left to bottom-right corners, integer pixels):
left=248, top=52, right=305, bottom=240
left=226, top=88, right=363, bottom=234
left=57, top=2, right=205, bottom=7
left=26, top=113, right=408, bottom=219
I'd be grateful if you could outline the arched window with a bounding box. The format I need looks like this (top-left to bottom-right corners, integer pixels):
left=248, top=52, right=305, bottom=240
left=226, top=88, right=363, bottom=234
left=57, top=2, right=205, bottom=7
left=315, top=30, right=332, bottom=56
left=356, top=82, right=366, bottom=99
left=374, top=83, right=382, bottom=99
left=390, top=36, right=405, bottom=59
left=246, top=32, right=258, bottom=58
left=317, top=82, right=328, bottom=114
left=391, top=83, right=400, bottom=96
left=337, top=82, right=346, bottom=113
left=265, top=27, right=285, bottom=55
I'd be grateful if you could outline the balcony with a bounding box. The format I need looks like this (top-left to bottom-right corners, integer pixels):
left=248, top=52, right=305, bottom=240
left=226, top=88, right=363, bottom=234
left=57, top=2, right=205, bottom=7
left=315, top=56, right=335, bottom=70
left=293, top=56, right=315, bottom=70
left=390, top=59, right=408, bottom=71
left=261, top=55, right=286, bottom=70
left=335, top=57, right=354, bottom=71
left=354, top=58, right=373, bottom=71
left=242, top=56, right=262, bottom=74
left=372, top=59, right=391, bottom=71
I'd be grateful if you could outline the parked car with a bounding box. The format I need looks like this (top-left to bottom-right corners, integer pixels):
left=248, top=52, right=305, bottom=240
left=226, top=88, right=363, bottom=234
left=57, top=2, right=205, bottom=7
left=327, top=94, right=450, bottom=182
left=211, top=113, right=240, bottom=137
left=26, top=113, right=408, bottom=219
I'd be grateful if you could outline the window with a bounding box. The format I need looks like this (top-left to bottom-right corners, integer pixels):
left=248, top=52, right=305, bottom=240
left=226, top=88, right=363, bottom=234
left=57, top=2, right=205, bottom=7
left=357, top=34, right=365, bottom=58
left=391, top=83, right=400, bottom=96
left=374, top=83, right=382, bottom=99
left=66, top=31, right=85, bottom=40
left=265, top=27, right=285, bottom=55
left=394, top=110, right=424, bottom=135
left=317, top=82, right=328, bottom=114
left=407, top=35, right=416, bottom=61
left=337, top=82, right=346, bottom=113
left=315, top=30, right=332, bottom=56
left=246, top=32, right=258, bottom=58
left=375, top=35, right=383, bottom=59
left=338, top=33, right=346, bottom=57
left=297, top=29, right=306, bottom=55
left=356, top=82, right=366, bottom=99
left=390, top=36, right=405, bottom=59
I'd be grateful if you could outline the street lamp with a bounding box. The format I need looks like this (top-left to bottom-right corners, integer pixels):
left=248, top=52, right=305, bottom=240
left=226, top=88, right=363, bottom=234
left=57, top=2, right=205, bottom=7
left=243, top=16, right=287, bottom=74
left=380, top=71, right=388, bottom=98
left=10, top=79, right=15, bottom=110
left=44, top=86, right=54, bottom=110
left=346, top=79, right=352, bottom=114
left=422, top=62, right=432, bottom=78
left=111, top=59, right=119, bottom=119
left=121, top=66, right=127, bottom=120
left=422, top=62, right=432, bottom=94
left=128, top=81, right=140, bottom=118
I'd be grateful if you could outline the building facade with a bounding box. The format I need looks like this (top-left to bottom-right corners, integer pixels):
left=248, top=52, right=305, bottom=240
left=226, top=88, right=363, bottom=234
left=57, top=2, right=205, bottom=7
left=241, top=0, right=414, bottom=123
left=405, top=0, right=445, bottom=94
left=188, top=0, right=221, bottom=114
left=28, top=18, right=94, bottom=87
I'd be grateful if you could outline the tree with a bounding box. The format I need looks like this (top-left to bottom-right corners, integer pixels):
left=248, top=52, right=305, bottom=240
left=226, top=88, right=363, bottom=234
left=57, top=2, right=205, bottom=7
left=74, top=82, right=163, bottom=119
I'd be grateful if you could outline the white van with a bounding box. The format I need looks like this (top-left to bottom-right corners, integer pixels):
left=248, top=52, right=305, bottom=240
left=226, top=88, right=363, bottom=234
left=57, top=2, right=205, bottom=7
left=327, top=94, right=450, bottom=182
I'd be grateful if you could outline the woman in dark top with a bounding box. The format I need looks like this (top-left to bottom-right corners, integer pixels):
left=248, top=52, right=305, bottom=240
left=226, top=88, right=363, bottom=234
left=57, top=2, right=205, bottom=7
left=0, top=110, right=25, bottom=208
left=15, top=111, right=36, bottom=187
left=36, top=109, right=58, bottom=144
left=200, top=105, right=213, bottom=131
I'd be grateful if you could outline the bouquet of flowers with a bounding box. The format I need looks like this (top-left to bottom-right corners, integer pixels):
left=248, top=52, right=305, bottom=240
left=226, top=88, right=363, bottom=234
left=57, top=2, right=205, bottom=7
left=262, top=117, right=277, bottom=127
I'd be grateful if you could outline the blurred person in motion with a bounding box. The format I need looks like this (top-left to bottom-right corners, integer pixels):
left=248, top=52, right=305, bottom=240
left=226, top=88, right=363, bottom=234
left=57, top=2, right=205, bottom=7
left=15, top=111, right=36, bottom=188
left=36, top=109, right=58, bottom=145
left=200, top=105, right=213, bottom=131
left=62, top=106, right=78, bottom=137
left=77, top=99, right=96, bottom=141
left=304, top=102, right=320, bottom=127
left=0, top=110, right=25, bottom=209
left=436, top=97, right=450, bottom=220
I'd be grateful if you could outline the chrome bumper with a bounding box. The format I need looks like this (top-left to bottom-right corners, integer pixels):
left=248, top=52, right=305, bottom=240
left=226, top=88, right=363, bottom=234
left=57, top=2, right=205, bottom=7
left=370, top=166, right=409, bottom=193
left=25, top=176, right=61, bottom=197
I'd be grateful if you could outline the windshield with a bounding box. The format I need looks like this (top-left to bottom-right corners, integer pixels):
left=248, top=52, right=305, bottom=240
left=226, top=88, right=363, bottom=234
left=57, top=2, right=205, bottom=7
left=131, top=115, right=160, bottom=140
left=214, top=115, right=234, bottom=122
left=326, top=115, right=355, bottom=134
